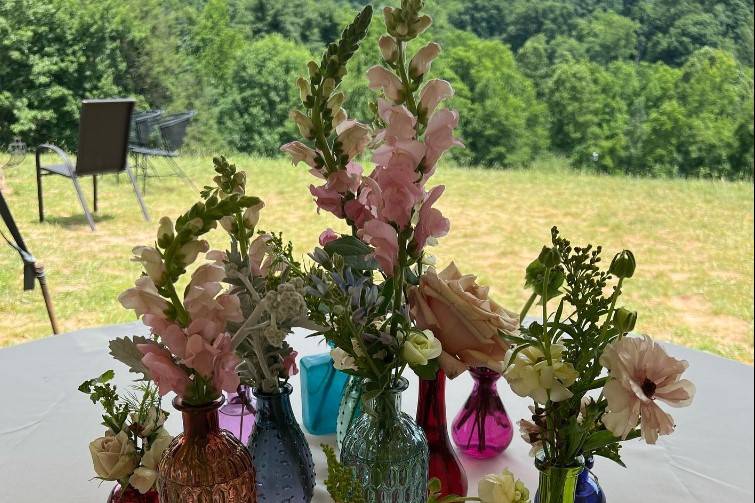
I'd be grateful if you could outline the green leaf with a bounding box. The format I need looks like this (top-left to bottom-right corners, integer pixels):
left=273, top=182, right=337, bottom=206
left=324, top=236, right=373, bottom=257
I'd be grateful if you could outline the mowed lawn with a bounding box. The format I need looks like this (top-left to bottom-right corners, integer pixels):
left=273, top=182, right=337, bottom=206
left=1, top=156, right=753, bottom=363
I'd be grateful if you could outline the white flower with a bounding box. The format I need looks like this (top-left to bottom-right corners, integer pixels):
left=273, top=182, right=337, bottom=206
left=243, top=201, right=265, bottom=229
left=503, top=344, right=578, bottom=404
left=401, top=330, right=443, bottom=366
left=131, top=408, right=166, bottom=438
left=331, top=347, right=358, bottom=372
left=89, top=430, right=139, bottom=481
left=177, top=239, right=209, bottom=267
left=118, top=276, right=170, bottom=318
left=131, top=246, right=167, bottom=286
left=129, top=467, right=158, bottom=495
left=478, top=468, right=530, bottom=503
left=156, top=216, right=174, bottom=244
left=141, top=427, right=173, bottom=470
left=290, top=110, right=315, bottom=139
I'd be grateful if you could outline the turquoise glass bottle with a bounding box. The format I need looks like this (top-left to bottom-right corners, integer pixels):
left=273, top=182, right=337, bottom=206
left=299, top=351, right=349, bottom=435
left=336, top=375, right=364, bottom=450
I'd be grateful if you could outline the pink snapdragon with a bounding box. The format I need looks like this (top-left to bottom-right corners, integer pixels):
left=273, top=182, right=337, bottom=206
left=280, top=141, right=320, bottom=168
left=418, top=79, right=454, bottom=115
left=424, top=109, right=464, bottom=173
left=413, top=185, right=450, bottom=251
left=378, top=100, right=417, bottom=142
left=138, top=343, right=191, bottom=397
left=326, top=162, right=363, bottom=194
left=118, top=276, right=170, bottom=318
left=344, top=176, right=383, bottom=229
left=310, top=183, right=345, bottom=218
left=372, top=164, right=425, bottom=228
left=336, top=121, right=371, bottom=160
left=367, top=66, right=404, bottom=102
left=319, top=228, right=340, bottom=246
left=359, top=219, right=399, bottom=275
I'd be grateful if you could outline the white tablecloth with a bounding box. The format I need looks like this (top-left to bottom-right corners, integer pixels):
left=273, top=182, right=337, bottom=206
left=0, top=323, right=752, bottom=502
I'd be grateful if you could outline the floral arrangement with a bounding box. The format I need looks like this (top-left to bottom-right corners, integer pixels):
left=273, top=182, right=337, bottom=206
left=80, top=370, right=173, bottom=494
left=503, top=227, right=696, bottom=470
left=113, top=164, right=263, bottom=405
left=282, top=0, right=516, bottom=403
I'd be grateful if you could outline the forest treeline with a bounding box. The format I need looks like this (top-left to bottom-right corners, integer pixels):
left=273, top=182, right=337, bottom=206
left=1, top=0, right=753, bottom=178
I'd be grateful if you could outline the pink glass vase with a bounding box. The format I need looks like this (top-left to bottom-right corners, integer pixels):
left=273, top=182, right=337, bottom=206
left=108, top=484, right=159, bottom=503
left=416, top=370, right=468, bottom=497
left=158, top=396, right=256, bottom=503
left=219, top=385, right=256, bottom=445
left=451, top=367, right=513, bottom=459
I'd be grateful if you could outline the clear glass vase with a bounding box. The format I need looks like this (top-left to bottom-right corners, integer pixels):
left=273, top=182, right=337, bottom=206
left=300, top=352, right=349, bottom=435
left=416, top=370, right=467, bottom=497
left=108, top=484, right=159, bottom=503
left=248, top=384, right=316, bottom=502
left=535, top=456, right=606, bottom=503
left=219, top=385, right=256, bottom=445
left=340, top=378, right=429, bottom=503
left=158, top=397, right=256, bottom=503
left=534, top=453, right=585, bottom=503
left=451, top=367, right=513, bottom=459
left=336, top=375, right=364, bottom=451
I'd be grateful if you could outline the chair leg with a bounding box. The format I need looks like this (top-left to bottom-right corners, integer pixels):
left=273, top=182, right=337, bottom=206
left=125, top=165, right=150, bottom=222
left=71, top=174, right=96, bottom=231
left=36, top=165, right=44, bottom=223
left=92, top=175, right=98, bottom=213
left=167, top=157, right=199, bottom=191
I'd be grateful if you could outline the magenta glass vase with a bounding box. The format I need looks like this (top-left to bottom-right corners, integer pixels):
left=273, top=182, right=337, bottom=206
left=417, top=370, right=468, bottom=497
left=451, top=367, right=513, bottom=459
left=108, top=484, right=159, bottom=503
left=219, top=385, right=256, bottom=444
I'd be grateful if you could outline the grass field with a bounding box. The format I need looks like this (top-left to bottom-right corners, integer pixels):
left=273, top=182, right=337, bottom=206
left=1, top=156, right=753, bottom=363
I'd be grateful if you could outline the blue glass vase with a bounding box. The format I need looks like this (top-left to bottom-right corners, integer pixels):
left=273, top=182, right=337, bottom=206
left=248, top=384, right=315, bottom=502
left=300, top=352, right=349, bottom=435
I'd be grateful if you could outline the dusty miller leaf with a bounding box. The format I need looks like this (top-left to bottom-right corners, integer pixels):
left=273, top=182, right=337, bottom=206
left=108, top=336, right=151, bottom=378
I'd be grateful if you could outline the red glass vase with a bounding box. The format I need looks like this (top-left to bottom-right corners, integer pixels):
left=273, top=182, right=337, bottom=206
left=158, top=396, right=256, bottom=503
left=416, top=370, right=468, bottom=497
left=108, top=484, right=159, bottom=503
left=451, top=367, right=513, bottom=459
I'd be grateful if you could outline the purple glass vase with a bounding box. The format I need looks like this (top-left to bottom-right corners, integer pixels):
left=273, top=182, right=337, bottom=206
left=219, top=385, right=256, bottom=445
left=451, top=367, right=513, bottom=459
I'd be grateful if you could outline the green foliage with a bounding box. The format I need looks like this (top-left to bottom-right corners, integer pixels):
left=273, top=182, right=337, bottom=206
left=322, top=444, right=366, bottom=503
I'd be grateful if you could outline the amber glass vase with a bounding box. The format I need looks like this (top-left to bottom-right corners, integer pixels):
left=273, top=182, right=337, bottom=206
left=158, top=396, right=256, bottom=503
left=107, top=484, right=159, bottom=503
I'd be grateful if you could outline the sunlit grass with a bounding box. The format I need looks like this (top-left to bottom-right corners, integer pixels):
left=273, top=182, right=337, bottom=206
left=1, top=155, right=752, bottom=363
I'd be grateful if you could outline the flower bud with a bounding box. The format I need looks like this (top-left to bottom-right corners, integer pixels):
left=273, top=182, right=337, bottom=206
left=409, top=42, right=441, bottom=80
left=243, top=201, right=265, bottom=229
left=327, top=92, right=346, bottom=112
left=383, top=7, right=397, bottom=30
left=296, top=77, right=311, bottom=103
left=307, top=61, right=320, bottom=79
left=614, top=307, right=638, bottom=333
left=332, top=107, right=347, bottom=128
left=538, top=246, right=561, bottom=268
left=232, top=171, right=246, bottom=194
left=178, top=239, right=209, bottom=267
left=290, top=110, right=315, bottom=139
left=219, top=215, right=236, bottom=234
left=411, top=15, right=433, bottom=37
left=321, top=78, right=336, bottom=97
left=609, top=250, right=636, bottom=278
left=186, top=217, right=204, bottom=233
left=378, top=35, right=399, bottom=64
left=156, top=217, right=174, bottom=248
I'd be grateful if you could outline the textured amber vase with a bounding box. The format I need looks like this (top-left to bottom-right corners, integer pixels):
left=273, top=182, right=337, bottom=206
left=158, top=396, right=257, bottom=503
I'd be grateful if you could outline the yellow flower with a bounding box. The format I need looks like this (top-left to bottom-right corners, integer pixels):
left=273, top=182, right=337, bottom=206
left=401, top=330, right=442, bottom=366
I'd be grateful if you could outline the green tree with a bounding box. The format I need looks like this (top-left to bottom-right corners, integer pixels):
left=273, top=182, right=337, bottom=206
left=575, top=11, right=639, bottom=64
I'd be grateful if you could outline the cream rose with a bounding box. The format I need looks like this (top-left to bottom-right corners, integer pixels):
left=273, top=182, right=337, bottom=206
left=89, top=430, right=139, bottom=481
left=129, top=467, right=158, bottom=494
left=409, top=262, right=518, bottom=378
left=478, top=468, right=530, bottom=503
left=401, top=330, right=443, bottom=366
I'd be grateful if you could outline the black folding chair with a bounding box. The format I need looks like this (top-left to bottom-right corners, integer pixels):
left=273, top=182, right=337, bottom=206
left=35, top=99, right=149, bottom=231
left=1, top=137, right=27, bottom=190
left=129, top=110, right=197, bottom=193
left=0, top=189, right=60, bottom=334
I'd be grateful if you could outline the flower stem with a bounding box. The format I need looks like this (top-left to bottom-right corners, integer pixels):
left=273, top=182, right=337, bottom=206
left=520, top=292, right=538, bottom=323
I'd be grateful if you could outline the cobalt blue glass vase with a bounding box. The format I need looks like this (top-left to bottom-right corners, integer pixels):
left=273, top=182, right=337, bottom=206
left=299, top=352, right=349, bottom=435
left=248, top=384, right=315, bottom=502
left=574, top=458, right=606, bottom=503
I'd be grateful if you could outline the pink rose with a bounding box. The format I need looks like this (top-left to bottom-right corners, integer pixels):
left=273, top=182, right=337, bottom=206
left=280, top=141, right=320, bottom=168
left=418, top=79, right=454, bottom=115
left=139, top=343, right=190, bottom=397
left=424, top=109, right=464, bottom=172
left=409, top=42, right=441, bottom=79
left=359, top=219, right=399, bottom=275
left=344, top=177, right=383, bottom=229
left=118, top=276, right=170, bottom=318
left=310, top=183, right=344, bottom=218
left=378, top=99, right=416, bottom=141
left=413, top=185, right=450, bottom=252
left=408, top=263, right=519, bottom=378
left=283, top=351, right=299, bottom=377
left=372, top=164, right=424, bottom=228
left=336, top=121, right=370, bottom=160
left=319, top=229, right=340, bottom=247
left=326, top=162, right=362, bottom=194
left=367, top=65, right=404, bottom=102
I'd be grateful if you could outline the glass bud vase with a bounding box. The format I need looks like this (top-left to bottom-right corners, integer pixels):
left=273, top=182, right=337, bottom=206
left=248, top=384, right=316, bottom=502
left=416, top=370, right=468, bottom=497
left=535, top=457, right=606, bottom=503
left=108, top=484, right=159, bottom=503
left=219, top=385, right=256, bottom=445
left=341, top=378, right=429, bottom=503
left=336, top=375, right=364, bottom=451
left=158, top=397, right=256, bottom=503
left=534, top=453, right=585, bottom=503
left=300, top=351, right=349, bottom=435
left=451, top=367, right=513, bottom=459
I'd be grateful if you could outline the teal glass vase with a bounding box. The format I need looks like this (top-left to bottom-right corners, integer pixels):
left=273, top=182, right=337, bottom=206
left=336, top=375, right=364, bottom=451
left=534, top=452, right=585, bottom=503
left=299, top=352, right=349, bottom=435
left=340, top=378, right=429, bottom=502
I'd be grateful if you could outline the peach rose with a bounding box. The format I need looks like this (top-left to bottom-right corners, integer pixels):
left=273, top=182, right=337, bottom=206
left=409, top=262, right=518, bottom=378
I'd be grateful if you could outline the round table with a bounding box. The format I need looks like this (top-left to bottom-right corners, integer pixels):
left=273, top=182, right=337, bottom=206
left=0, top=323, right=752, bottom=502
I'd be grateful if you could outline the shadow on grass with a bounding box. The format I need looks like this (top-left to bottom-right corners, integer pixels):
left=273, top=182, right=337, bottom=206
left=41, top=213, right=115, bottom=228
